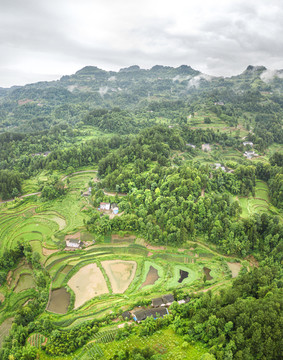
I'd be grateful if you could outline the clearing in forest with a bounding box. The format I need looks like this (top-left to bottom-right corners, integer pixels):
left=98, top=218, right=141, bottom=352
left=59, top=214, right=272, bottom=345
left=227, top=262, right=242, bottom=278
left=68, top=263, right=109, bottom=308
left=101, top=260, right=137, bottom=293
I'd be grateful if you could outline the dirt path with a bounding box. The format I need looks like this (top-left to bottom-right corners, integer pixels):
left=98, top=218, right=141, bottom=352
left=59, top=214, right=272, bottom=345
left=201, top=188, right=205, bottom=197
left=194, top=280, right=230, bottom=294
left=187, top=240, right=237, bottom=261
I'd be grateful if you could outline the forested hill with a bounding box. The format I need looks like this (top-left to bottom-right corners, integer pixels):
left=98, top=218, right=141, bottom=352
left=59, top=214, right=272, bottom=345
left=1, top=64, right=283, bottom=133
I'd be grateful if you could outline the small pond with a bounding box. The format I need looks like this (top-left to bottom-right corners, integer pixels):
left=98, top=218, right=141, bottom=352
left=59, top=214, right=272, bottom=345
left=203, top=267, right=213, bottom=280
left=140, top=266, right=159, bottom=289
left=178, top=270, right=188, bottom=283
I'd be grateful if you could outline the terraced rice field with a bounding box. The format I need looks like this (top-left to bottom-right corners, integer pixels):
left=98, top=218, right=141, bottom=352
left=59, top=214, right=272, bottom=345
left=0, top=172, right=96, bottom=256
left=0, top=170, right=243, bottom=335
left=237, top=180, right=276, bottom=218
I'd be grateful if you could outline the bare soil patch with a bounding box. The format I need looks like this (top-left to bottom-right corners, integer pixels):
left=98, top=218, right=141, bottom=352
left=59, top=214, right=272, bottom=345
left=140, top=266, right=159, bottom=289
left=6, top=270, right=12, bottom=286
left=227, top=262, right=242, bottom=278
left=68, top=263, right=109, bottom=308
left=147, top=252, right=153, bottom=257
left=203, top=267, right=213, bottom=280
left=65, top=232, right=81, bottom=241
left=146, top=244, right=166, bottom=251
left=42, top=247, right=59, bottom=256
left=245, top=255, right=259, bottom=268
left=0, top=292, right=5, bottom=302
left=102, top=260, right=137, bottom=293
left=47, top=288, right=70, bottom=314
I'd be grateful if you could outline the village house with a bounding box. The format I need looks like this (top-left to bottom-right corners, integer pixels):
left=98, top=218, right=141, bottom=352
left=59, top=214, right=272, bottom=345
left=214, top=163, right=226, bottom=171
left=186, top=143, right=196, bottom=149
left=65, top=238, right=82, bottom=248
left=202, top=144, right=211, bottom=152
left=132, top=307, right=169, bottom=323
left=152, top=297, right=163, bottom=307
left=100, top=202, right=110, bottom=210
left=121, top=311, right=132, bottom=320
left=152, top=294, right=174, bottom=307
left=243, top=141, right=253, bottom=147
left=244, top=151, right=258, bottom=159
left=177, top=297, right=191, bottom=305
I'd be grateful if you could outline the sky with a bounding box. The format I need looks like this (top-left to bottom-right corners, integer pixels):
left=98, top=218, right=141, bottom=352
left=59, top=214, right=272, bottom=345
left=1, top=0, right=283, bottom=87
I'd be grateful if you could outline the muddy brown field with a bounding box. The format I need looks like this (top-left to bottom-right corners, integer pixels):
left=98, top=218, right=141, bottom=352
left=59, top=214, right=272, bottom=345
left=140, top=266, right=159, bottom=289
left=47, top=288, right=70, bottom=314
left=102, top=260, right=137, bottom=293
left=68, top=263, right=109, bottom=308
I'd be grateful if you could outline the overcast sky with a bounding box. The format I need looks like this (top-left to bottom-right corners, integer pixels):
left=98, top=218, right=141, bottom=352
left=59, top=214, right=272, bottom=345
left=1, top=0, right=283, bottom=87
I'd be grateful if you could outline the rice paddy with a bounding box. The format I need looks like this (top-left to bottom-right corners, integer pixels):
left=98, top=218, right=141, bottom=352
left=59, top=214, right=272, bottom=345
left=68, top=263, right=109, bottom=308
left=47, top=288, right=71, bottom=314
left=236, top=180, right=278, bottom=217
left=101, top=260, right=137, bottom=294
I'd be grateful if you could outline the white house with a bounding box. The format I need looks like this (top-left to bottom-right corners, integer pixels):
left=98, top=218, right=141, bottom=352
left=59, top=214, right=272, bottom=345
left=243, top=142, right=254, bottom=147
left=186, top=143, right=196, bottom=149
left=100, top=202, right=110, bottom=210
left=66, top=239, right=81, bottom=248
left=244, top=151, right=258, bottom=159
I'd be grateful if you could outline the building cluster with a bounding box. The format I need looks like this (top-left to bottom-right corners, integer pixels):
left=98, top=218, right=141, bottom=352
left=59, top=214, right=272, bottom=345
left=244, top=150, right=258, bottom=159
left=122, top=294, right=190, bottom=323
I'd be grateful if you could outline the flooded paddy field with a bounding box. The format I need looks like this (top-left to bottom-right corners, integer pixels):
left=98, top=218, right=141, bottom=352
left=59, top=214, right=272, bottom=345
left=47, top=288, right=70, bottom=314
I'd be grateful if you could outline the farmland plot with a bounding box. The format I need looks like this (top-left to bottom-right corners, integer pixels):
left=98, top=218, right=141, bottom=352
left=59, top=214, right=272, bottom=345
left=68, top=263, right=109, bottom=308
left=102, top=260, right=137, bottom=293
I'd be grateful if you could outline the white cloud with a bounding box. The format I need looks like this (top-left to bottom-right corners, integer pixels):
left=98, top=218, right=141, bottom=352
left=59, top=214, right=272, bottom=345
left=0, top=0, right=283, bottom=86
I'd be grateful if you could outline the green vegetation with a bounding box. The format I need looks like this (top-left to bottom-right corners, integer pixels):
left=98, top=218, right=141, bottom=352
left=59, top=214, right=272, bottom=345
left=0, top=65, right=282, bottom=359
